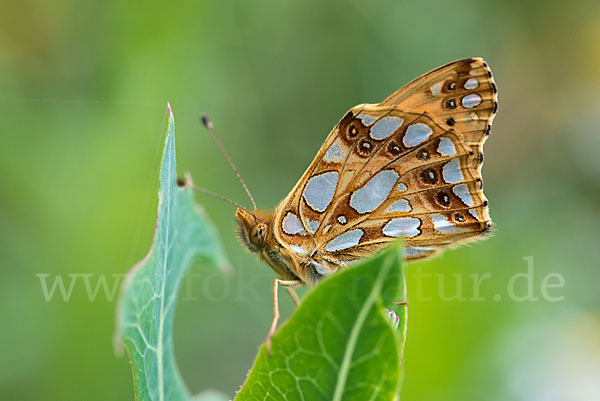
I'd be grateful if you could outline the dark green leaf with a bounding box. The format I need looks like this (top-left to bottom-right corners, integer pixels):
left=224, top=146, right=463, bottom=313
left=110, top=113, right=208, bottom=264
left=235, top=243, right=406, bottom=401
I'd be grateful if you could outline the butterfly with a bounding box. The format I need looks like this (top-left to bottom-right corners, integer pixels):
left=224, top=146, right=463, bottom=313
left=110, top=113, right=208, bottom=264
left=203, top=58, right=497, bottom=354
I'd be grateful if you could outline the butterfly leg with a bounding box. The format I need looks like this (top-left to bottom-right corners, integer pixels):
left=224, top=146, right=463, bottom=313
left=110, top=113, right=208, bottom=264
left=267, top=278, right=303, bottom=356
left=284, top=287, right=301, bottom=306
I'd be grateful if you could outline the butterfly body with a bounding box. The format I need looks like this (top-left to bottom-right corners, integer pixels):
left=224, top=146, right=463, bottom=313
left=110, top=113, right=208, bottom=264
left=235, top=58, right=497, bottom=286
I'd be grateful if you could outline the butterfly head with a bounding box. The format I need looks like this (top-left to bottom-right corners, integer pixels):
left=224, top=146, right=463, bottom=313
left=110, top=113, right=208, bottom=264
left=235, top=207, right=270, bottom=253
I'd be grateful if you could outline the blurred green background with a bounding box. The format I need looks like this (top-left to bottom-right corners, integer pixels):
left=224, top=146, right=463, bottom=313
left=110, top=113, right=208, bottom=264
left=2, top=0, right=599, bottom=400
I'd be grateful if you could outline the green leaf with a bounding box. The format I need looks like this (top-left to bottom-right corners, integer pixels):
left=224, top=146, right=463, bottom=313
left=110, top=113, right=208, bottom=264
left=235, top=243, right=407, bottom=401
left=115, top=105, right=228, bottom=401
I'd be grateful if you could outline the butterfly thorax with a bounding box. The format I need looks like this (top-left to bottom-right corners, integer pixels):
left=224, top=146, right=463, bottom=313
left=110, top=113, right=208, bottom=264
left=235, top=207, right=340, bottom=284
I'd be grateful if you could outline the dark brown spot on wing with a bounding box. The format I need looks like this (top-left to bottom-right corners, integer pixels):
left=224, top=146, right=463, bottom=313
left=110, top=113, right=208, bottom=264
left=416, top=149, right=430, bottom=161
left=435, top=191, right=452, bottom=208
left=420, top=168, right=438, bottom=185
left=357, top=139, right=374, bottom=156
left=445, top=99, right=457, bottom=109
left=387, top=141, right=402, bottom=157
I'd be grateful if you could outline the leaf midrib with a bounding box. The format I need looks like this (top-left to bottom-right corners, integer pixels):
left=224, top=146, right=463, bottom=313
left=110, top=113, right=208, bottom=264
left=157, top=135, right=173, bottom=401
left=331, top=258, right=392, bottom=401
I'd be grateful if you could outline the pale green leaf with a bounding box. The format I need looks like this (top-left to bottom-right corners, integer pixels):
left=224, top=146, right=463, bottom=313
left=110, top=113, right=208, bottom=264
left=115, top=105, right=228, bottom=401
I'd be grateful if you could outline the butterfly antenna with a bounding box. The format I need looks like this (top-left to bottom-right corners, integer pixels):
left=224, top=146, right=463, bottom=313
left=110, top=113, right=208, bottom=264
left=200, top=115, right=258, bottom=213
left=188, top=184, right=253, bottom=215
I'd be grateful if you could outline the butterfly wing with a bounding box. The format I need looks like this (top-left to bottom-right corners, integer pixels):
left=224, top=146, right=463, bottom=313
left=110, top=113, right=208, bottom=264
left=380, top=57, right=498, bottom=159
left=272, top=58, right=497, bottom=267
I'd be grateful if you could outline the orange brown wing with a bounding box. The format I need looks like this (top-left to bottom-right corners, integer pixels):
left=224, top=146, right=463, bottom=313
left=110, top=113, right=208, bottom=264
left=272, top=58, right=497, bottom=266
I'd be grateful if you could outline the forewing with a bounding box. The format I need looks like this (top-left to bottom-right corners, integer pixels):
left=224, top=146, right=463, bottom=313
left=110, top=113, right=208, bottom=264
left=381, top=57, right=498, bottom=162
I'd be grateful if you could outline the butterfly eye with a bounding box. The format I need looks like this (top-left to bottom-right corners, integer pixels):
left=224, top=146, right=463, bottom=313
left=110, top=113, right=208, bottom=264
left=416, top=149, right=430, bottom=161
left=420, top=168, right=438, bottom=185
left=453, top=212, right=466, bottom=222
left=250, top=223, right=267, bottom=248
left=445, top=99, right=457, bottom=109
left=435, top=191, right=452, bottom=207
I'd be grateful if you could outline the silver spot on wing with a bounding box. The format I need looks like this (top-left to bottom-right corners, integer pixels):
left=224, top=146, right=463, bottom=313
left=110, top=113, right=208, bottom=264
left=350, top=170, right=399, bottom=214
left=432, top=214, right=457, bottom=234
left=369, top=116, right=404, bottom=140
left=442, top=159, right=464, bottom=183
left=452, top=184, right=474, bottom=207
left=386, top=199, right=411, bottom=213
left=303, top=171, right=339, bottom=212
left=282, top=212, right=305, bottom=235
left=462, top=94, right=482, bottom=108
left=324, top=229, right=364, bottom=252
left=437, top=137, right=456, bottom=156
left=382, top=217, right=421, bottom=237
left=403, top=123, right=433, bottom=147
